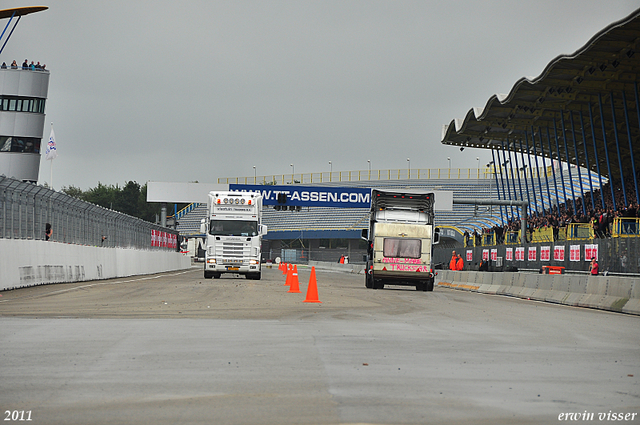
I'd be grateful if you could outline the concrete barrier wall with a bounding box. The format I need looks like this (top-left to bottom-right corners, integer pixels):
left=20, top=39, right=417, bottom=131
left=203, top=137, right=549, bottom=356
left=0, top=239, right=191, bottom=291
left=436, top=270, right=640, bottom=316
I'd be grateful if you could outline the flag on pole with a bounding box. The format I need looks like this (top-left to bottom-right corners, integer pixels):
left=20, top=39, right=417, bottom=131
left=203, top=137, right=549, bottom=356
left=45, top=127, right=57, bottom=160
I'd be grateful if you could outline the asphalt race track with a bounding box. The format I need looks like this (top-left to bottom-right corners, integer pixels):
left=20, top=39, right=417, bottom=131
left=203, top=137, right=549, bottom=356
left=0, top=265, right=638, bottom=425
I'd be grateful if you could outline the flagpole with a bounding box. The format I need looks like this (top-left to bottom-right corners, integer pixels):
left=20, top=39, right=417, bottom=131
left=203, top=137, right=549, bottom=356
left=49, top=123, right=53, bottom=189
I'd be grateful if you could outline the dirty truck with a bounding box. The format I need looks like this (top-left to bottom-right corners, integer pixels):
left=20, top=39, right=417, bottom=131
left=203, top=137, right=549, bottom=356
left=362, top=189, right=439, bottom=291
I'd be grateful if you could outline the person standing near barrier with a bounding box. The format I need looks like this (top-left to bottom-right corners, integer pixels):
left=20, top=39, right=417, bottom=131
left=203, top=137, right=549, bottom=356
left=456, top=254, right=464, bottom=271
left=589, top=257, right=599, bottom=275
left=449, top=251, right=457, bottom=270
left=45, top=223, right=52, bottom=241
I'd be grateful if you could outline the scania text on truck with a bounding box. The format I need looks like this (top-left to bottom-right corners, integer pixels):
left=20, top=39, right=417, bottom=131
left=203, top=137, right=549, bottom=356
left=362, top=189, right=439, bottom=291
left=200, top=191, right=267, bottom=279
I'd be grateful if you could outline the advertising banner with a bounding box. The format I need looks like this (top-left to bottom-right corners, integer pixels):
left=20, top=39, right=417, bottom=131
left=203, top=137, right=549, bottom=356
left=554, top=245, right=565, bottom=261
left=229, top=184, right=371, bottom=208
left=570, top=245, right=581, bottom=262
left=528, top=246, right=537, bottom=262
left=466, top=250, right=473, bottom=262
left=541, top=246, right=551, bottom=261
left=515, top=247, right=525, bottom=261
left=491, top=249, right=497, bottom=261
left=506, top=247, right=513, bottom=261
left=585, top=244, right=598, bottom=261
left=482, top=249, right=489, bottom=260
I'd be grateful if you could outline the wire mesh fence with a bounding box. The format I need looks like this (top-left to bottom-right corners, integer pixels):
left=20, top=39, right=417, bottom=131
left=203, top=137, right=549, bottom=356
left=0, top=176, right=178, bottom=250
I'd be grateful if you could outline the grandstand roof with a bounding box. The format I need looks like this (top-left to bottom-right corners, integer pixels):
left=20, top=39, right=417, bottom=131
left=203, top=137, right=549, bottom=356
left=441, top=7, right=640, bottom=181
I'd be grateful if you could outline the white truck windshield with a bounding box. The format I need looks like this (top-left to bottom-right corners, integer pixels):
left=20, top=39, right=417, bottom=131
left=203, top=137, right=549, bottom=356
left=209, top=220, right=258, bottom=237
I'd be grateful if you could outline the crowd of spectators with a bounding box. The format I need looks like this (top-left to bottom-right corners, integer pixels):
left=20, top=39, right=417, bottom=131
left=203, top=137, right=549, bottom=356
left=465, top=175, right=640, bottom=244
left=1, top=59, right=46, bottom=71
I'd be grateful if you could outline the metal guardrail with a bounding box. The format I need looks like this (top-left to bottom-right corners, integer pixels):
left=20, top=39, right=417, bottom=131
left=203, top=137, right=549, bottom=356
left=0, top=176, right=178, bottom=250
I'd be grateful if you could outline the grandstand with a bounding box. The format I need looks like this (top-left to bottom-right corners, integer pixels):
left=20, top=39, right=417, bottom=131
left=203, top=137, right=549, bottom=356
left=176, top=165, right=601, bottom=242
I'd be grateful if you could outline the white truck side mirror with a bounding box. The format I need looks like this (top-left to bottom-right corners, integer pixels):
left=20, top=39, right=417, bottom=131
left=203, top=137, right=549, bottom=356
left=260, top=224, right=268, bottom=236
left=200, top=218, right=206, bottom=234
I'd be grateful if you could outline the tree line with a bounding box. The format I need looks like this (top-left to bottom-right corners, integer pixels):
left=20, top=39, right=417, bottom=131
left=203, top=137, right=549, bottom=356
left=61, top=181, right=187, bottom=223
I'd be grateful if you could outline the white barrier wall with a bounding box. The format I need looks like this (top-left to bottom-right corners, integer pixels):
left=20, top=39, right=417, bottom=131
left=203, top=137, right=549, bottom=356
left=0, top=239, right=191, bottom=291
left=436, top=270, right=640, bottom=316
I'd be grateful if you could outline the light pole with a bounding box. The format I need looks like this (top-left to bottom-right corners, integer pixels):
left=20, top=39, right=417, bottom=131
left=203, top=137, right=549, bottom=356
left=367, top=159, right=371, bottom=179
left=476, top=157, right=480, bottom=179
left=407, top=158, right=410, bottom=178
left=253, top=165, right=256, bottom=183
left=447, top=157, right=451, bottom=169
left=290, top=164, right=294, bottom=183
left=329, top=161, right=332, bottom=181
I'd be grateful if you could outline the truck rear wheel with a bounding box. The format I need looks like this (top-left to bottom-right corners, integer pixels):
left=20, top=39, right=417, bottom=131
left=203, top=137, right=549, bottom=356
left=204, top=271, right=213, bottom=279
left=426, top=279, right=434, bottom=292
left=373, top=279, right=384, bottom=290
left=365, top=274, right=373, bottom=289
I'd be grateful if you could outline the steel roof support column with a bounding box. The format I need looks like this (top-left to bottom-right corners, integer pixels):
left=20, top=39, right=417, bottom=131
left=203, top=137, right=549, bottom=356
left=518, top=137, right=533, bottom=217
left=0, top=13, right=19, bottom=56
left=558, top=114, right=577, bottom=213
left=622, top=89, right=639, bottom=204
left=507, top=138, right=521, bottom=219
left=524, top=131, right=538, bottom=215
left=599, top=93, right=617, bottom=211
left=491, top=149, right=505, bottom=225
left=532, top=127, right=548, bottom=214
left=588, top=102, right=606, bottom=209
left=569, top=111, right=586, bottom=214
left=546, top=126, right=562, bottom=213
left=507, top=140, right=524, bottom=214
left=497, top=142, right=515, bottom=220
left=610, top=91, right=628, bottom=207
left=579, top=111, right=596, bottom=210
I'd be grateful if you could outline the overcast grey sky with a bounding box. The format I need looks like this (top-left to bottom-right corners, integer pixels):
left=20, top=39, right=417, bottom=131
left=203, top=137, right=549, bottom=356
left=2, top=0, right=639, bottom=189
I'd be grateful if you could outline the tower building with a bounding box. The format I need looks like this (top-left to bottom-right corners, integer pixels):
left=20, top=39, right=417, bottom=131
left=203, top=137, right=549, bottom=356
left=0, top=6, right=49, bottom=183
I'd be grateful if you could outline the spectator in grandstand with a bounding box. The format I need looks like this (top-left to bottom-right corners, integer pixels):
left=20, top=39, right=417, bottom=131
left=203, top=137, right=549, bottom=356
left=10, top=60, right=17, bottom=69
left=589, top=257, right=598, bottom=275
left=21, top=59, right=28, bottom=69
left=1, top=62, right=6, bottom=69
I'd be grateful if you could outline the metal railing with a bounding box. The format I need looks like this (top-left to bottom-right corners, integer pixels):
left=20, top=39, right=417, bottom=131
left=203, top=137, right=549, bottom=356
left=218, top=165, right=598, bottom=185
left=567, top=223, right=595, bottom=241
left=612, top=218, right=640, bottom=238
left=0, top=176, right=178, bottom=250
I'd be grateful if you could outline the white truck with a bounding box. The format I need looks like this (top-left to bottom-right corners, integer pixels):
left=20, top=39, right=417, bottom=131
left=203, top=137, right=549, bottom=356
left=362, top=189, right=439, bottom=291
left=200, top=191, right=267, bottom=280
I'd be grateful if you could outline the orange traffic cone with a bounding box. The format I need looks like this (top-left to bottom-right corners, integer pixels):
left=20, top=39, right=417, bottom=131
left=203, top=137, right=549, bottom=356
left=284, top=266, right=291, bottom=286
left=288, top=265, right=301, bottom=293
left=304, top=266, right=321, bottom=303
